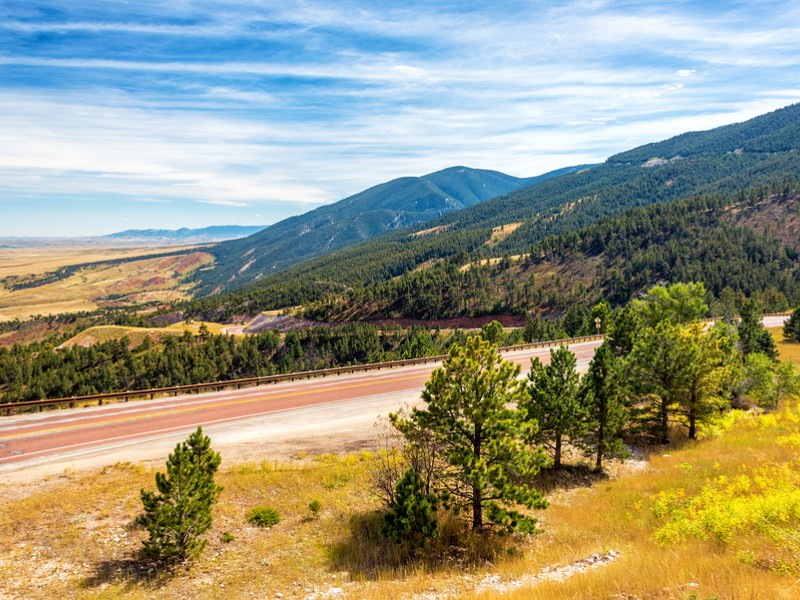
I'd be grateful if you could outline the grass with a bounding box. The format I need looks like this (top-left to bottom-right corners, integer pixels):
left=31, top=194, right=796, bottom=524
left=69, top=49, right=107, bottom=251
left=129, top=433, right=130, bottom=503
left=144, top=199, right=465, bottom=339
left=3, top=402, right=800, bottom=599
left=772, top=327, right=800, bottom=365
left=58, top=321, right=230, bottom=349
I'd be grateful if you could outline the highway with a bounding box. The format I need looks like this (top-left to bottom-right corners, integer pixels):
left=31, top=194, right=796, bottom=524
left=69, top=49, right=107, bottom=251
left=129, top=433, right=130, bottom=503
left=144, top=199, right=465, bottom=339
left=0, top=315, right=788, bottom=481
left=0, top=339, right=602, bottom=480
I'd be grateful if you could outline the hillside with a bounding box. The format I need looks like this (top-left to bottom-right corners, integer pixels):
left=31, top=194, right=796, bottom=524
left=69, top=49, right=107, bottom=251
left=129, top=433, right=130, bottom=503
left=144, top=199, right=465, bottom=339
left=104, top=225, right=265, bottom=244
left=302, top=187, right=800, bottom=323
left=183, top=102, right=800, bottom=321
left=196, top=165, right=588, bottom=292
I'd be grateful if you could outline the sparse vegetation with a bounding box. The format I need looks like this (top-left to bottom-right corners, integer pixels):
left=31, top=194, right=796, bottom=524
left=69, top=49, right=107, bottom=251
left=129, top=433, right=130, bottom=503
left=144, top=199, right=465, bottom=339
left=247, top=506, right=281, bottom=527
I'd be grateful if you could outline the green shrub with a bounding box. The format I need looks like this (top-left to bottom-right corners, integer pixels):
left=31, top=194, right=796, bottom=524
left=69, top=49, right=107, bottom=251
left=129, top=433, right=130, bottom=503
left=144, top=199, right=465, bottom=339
left=248, top=506, right=280, bottom=527
left=136, top=427, right=223, bottom=566
left=308, top=499, right=322, bottom=516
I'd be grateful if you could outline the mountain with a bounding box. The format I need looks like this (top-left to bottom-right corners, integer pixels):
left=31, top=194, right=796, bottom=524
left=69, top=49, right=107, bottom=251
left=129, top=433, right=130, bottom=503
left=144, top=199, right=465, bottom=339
left=198, top=165, right=590, bottom=292
left=104, top=225, right=266, bottom=244
left=183, top=102, right=800, bottom=321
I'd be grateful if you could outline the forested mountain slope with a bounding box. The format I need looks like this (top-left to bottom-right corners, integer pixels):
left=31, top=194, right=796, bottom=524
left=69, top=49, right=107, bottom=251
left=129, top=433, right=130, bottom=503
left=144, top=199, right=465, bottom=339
left=300, top=184, right=800, bottom=322
left=198, top=166, right=584, bottom=292
left=185, top=102, right=800, bottom=320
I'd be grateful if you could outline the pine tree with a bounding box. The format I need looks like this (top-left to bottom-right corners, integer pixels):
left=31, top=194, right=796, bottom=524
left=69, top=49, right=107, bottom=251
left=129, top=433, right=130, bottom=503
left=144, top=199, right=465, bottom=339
left=394, top=337, right=548, bottom=534
left=136, top=427, right=223, bottom=566
left=784, top=306, right=800, bottom=343
left=580, top=342, right=629, bottom=471
left=523, top=346, right=585, bottom=469
left=739, top=299, right=778, bottom=360
left=382, top=468, right=438, bottom=549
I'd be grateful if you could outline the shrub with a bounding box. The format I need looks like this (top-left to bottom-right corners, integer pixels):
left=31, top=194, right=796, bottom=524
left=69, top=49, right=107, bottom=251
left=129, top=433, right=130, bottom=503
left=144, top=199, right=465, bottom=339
left=382, top=468, right=438, bottom=549
left=136, top=427, right=223, bottom=567
left=308, top=499, right=322, bottom=516
left=248, top=506, right=280, bottom=527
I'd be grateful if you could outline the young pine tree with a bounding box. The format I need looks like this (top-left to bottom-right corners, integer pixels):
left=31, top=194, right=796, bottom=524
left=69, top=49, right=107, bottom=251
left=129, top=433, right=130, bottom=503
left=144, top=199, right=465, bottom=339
left=580, top=342, right=629, bottom=472
left=136, top=427, right=223, bottom=566
left=524, top=346, right=585, bottom=469
left=394, top=337, right=548, bottom=534
left=784, top=306, right=800, bottom=343
left=382, top=468, right=438, bottom=550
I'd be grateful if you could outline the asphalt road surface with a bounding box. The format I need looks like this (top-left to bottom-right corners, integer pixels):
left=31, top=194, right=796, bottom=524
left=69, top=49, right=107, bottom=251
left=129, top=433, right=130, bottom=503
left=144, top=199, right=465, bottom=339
left=0, top=339, right=602, bottom=481
left=1, top=315, right=789, bottom=481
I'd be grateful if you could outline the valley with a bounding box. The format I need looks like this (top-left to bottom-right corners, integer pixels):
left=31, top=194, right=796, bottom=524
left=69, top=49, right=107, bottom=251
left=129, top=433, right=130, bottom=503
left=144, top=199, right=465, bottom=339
left=0, top=245, right=212, bottom=321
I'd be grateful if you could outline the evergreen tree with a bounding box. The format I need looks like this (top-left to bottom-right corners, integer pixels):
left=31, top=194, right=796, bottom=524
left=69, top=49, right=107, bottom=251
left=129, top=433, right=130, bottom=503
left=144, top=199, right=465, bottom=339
left=627, top=321, right=694, bottom=444
left=784, top=306, right=800, bottom=343
left=382, top=468, right=438, bottom=550
left=634, top=282, right=708, bottom=328
left=523, top=346, right=585, bottom=469
left=580, top=342, right=629, bottom=471
left=136, top=427, right=223, bottom=566
left=674, top=323, right=735, bottom=439
left=393, top=337, right=548, bottom=534
left=739, top=299, right=778, bottom=359
left=607, top=303, right=640, bottom=358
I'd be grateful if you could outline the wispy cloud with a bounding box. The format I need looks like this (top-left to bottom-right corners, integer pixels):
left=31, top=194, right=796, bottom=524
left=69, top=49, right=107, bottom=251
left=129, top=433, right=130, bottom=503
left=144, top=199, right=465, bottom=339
left=1, top=0, right=799, bottom=235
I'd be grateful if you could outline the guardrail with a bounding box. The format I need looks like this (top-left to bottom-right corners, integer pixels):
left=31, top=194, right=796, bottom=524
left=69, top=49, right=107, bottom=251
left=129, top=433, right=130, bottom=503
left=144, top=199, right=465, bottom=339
left=0, top=334, right=605, bottom=416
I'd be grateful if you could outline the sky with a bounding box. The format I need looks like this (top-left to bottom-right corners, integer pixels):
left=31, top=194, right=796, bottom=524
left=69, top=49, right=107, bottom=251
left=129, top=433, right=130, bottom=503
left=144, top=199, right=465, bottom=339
left=1, top=1, right=800, bottom=236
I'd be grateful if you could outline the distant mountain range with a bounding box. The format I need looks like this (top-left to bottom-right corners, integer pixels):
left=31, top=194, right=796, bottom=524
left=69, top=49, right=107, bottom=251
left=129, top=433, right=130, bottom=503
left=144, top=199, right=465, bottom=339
left=197, top=165, right=592, bottom=292
left=104, top=225, right=266, bottom=244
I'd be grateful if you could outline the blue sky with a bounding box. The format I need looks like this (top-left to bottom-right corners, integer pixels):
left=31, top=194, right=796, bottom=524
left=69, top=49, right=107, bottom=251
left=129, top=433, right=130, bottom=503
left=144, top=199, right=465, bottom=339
left=1, top=1, right=799, bottom=236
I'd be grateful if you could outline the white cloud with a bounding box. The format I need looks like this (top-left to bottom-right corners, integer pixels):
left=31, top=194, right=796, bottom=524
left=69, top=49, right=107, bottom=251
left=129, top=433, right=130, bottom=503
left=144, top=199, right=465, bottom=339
left=1, top=0, right=800, bottom=234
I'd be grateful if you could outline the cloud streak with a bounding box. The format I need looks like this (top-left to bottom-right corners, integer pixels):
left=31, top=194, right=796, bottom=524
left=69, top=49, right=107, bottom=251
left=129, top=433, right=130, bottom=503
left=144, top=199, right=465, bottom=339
left=1, top=0, right=799, bottom=235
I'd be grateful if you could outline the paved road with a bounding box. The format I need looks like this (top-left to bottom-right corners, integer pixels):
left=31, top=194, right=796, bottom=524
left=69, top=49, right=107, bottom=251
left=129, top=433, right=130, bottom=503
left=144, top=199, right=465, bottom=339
left=0, top=339, right=602, bottom=479
left=1, top=314, right=789, bottom=480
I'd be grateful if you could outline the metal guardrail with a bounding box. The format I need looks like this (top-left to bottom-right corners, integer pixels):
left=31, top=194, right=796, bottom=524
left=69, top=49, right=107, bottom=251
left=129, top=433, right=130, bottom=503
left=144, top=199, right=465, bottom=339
left=0, top=334, right=605, bottom=416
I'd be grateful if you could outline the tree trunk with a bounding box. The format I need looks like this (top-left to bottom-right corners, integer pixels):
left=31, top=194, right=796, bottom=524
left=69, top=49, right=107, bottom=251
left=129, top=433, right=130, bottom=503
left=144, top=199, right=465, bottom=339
left=688, top=412, right=696, bottom=440
left=660, top=395, right=670, bottom=444
left=554, top=435, right=562, bottom=469
left=472, top=484, right=483, bottom=532
left=595, top=417, right=605, bottom=472
left=472, top=425, right=483, bottom=532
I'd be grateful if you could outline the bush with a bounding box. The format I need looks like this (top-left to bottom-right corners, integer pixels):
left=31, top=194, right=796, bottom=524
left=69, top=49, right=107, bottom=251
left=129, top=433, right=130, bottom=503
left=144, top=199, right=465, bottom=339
left=248, top=506, right=280, bottom=527
left=382, top=468, right=438, bottom=549
left=136, top=427, right=223, bottom=567
left=308, top=499, right=322, bottom=516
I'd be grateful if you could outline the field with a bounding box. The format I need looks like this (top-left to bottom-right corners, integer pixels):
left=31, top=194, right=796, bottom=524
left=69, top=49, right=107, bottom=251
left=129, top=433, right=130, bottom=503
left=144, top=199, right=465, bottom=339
left=0, top=246, right=213, bottom=321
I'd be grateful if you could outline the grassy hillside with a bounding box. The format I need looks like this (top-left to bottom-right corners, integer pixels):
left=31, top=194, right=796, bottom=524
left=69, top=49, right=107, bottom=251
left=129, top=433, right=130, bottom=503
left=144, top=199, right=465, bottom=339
left=197, top=165, right=588, bottom=293
left=186, top=103, right=800, bottom=320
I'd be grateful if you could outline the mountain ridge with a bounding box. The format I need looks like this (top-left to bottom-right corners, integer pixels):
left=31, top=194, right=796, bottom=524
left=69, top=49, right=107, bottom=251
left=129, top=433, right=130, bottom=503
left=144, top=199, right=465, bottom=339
left=198, top=164, right=591, bottom=292
left=180, top=101, right=800, bottom=321
left=105, top=225, right=266, bottom=244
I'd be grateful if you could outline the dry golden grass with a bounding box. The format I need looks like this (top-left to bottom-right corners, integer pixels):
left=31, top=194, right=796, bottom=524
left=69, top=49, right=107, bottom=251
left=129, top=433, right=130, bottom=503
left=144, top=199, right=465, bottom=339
left=3, top=402, right=800, bottom=599
left=0, top=247, right=212, bottom=321
left=772, top=326, right=800, bottom=365
left=58, top=321, right=229, bottom=349
left=484, top=223, right=522, bottom=247
left=0, top=246, right=195, bottom=279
